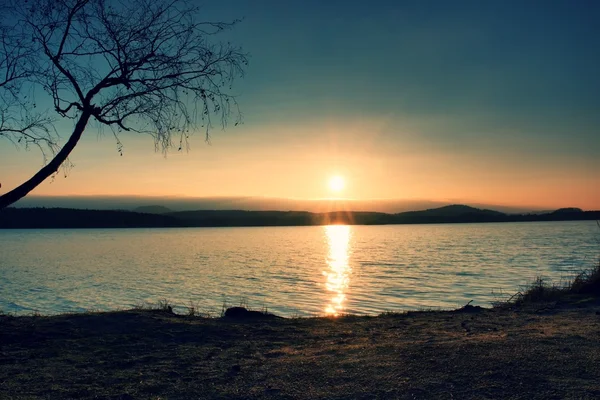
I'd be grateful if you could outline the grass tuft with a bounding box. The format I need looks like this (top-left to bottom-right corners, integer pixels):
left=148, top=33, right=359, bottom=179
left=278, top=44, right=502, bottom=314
left=500, top=256, right=600, bottom=307
left=133, top=299, right=174, bottom=313
left=156, top=299, right=173, bottom=312
left=569, top=260, right=600, bottom=294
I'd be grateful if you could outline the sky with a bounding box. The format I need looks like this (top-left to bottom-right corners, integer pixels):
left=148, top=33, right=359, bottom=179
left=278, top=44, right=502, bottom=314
left=1, top=0, right=599, bottom=210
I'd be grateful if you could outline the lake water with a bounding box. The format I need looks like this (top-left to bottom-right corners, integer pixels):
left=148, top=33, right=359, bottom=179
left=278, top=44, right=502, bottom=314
left=0, top=221, right=598, bottom=317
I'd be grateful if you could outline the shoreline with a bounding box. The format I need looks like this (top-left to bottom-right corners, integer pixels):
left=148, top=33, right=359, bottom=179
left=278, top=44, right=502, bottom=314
left=2, top=297, right=599, bottom=399
left=2, top=206, right=598, bottom=229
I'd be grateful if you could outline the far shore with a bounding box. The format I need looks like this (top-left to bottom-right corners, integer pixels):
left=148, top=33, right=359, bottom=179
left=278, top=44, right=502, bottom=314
left=2, top=205, right=599, bottom=229
left=2, top=295, right=600, bottom=399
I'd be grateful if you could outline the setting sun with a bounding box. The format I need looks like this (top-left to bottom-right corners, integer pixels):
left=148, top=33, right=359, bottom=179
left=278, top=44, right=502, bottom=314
left=328, top=176, right=345, bottom=193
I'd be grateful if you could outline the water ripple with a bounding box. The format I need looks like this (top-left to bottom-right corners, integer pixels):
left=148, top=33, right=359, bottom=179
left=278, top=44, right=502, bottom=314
left=0, top=221, right=598, bottom=316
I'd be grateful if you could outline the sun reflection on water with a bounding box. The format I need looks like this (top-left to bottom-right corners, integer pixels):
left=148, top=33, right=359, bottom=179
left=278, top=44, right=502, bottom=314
left=323, top=225, right=352, bottom=316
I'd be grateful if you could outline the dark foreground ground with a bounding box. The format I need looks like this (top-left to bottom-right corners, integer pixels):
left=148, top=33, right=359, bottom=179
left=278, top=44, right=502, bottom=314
left=1, top=299, right=600, bottom=400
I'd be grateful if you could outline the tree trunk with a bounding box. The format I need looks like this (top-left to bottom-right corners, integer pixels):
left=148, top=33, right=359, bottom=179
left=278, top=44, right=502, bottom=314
left=0, top=110, right=92, bottom=210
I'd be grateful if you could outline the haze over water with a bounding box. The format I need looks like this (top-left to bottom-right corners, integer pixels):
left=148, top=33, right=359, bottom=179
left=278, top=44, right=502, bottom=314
left=1, top=221, right=597, bottom=317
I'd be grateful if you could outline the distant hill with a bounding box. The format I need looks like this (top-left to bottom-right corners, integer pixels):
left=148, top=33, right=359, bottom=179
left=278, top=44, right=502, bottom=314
left=0, top=208, right=182, bottom=229
left=167, top=210, right=392, bottom=227
left=12, top=195, right=540, bottom=214
left=551, top=207, right=584, bottom=214
left=1, top=205, right=598, bottom=229
left=134, top=205, right=172, bottom=214
left=397, top=204, right=504, bottom=217
left=436, top=204, right=503, bottom=216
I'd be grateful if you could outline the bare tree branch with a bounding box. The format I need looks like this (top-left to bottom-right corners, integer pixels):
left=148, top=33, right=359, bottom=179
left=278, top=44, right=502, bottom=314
left=0, top=0, right=247, bottom=209
left=0, top=14, right=60, bottom=164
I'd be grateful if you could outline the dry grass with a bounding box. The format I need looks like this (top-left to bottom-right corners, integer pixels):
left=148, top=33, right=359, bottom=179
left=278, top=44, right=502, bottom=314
left=1, top=300, right=600, bottom=399
left=570, top=259, right=600, bottom=294
left=503, top=258, right=600, bottom=307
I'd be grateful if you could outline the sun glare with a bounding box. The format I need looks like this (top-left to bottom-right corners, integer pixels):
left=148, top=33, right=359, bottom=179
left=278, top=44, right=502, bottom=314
left=323, top=225, right=352, bottom=316
left=328, top=176, right=345, bottom=193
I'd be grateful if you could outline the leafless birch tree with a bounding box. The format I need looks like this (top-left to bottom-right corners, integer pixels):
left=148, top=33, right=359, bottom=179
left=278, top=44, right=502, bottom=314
left=0, top=0, right=247, bottom=209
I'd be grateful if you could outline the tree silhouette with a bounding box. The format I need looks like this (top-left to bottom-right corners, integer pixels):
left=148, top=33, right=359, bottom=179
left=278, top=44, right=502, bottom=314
left=0, top=0, right=247, bottom=209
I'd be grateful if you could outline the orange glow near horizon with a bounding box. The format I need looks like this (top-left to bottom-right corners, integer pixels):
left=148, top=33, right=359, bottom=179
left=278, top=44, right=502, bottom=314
left=323, top=225, right=352, bottom=316
left=1, top=119, right=598, bottom=211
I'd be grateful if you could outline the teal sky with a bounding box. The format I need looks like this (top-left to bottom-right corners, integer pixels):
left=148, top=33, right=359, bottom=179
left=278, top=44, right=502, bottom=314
left=1, top=0, right=599, bottom=209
